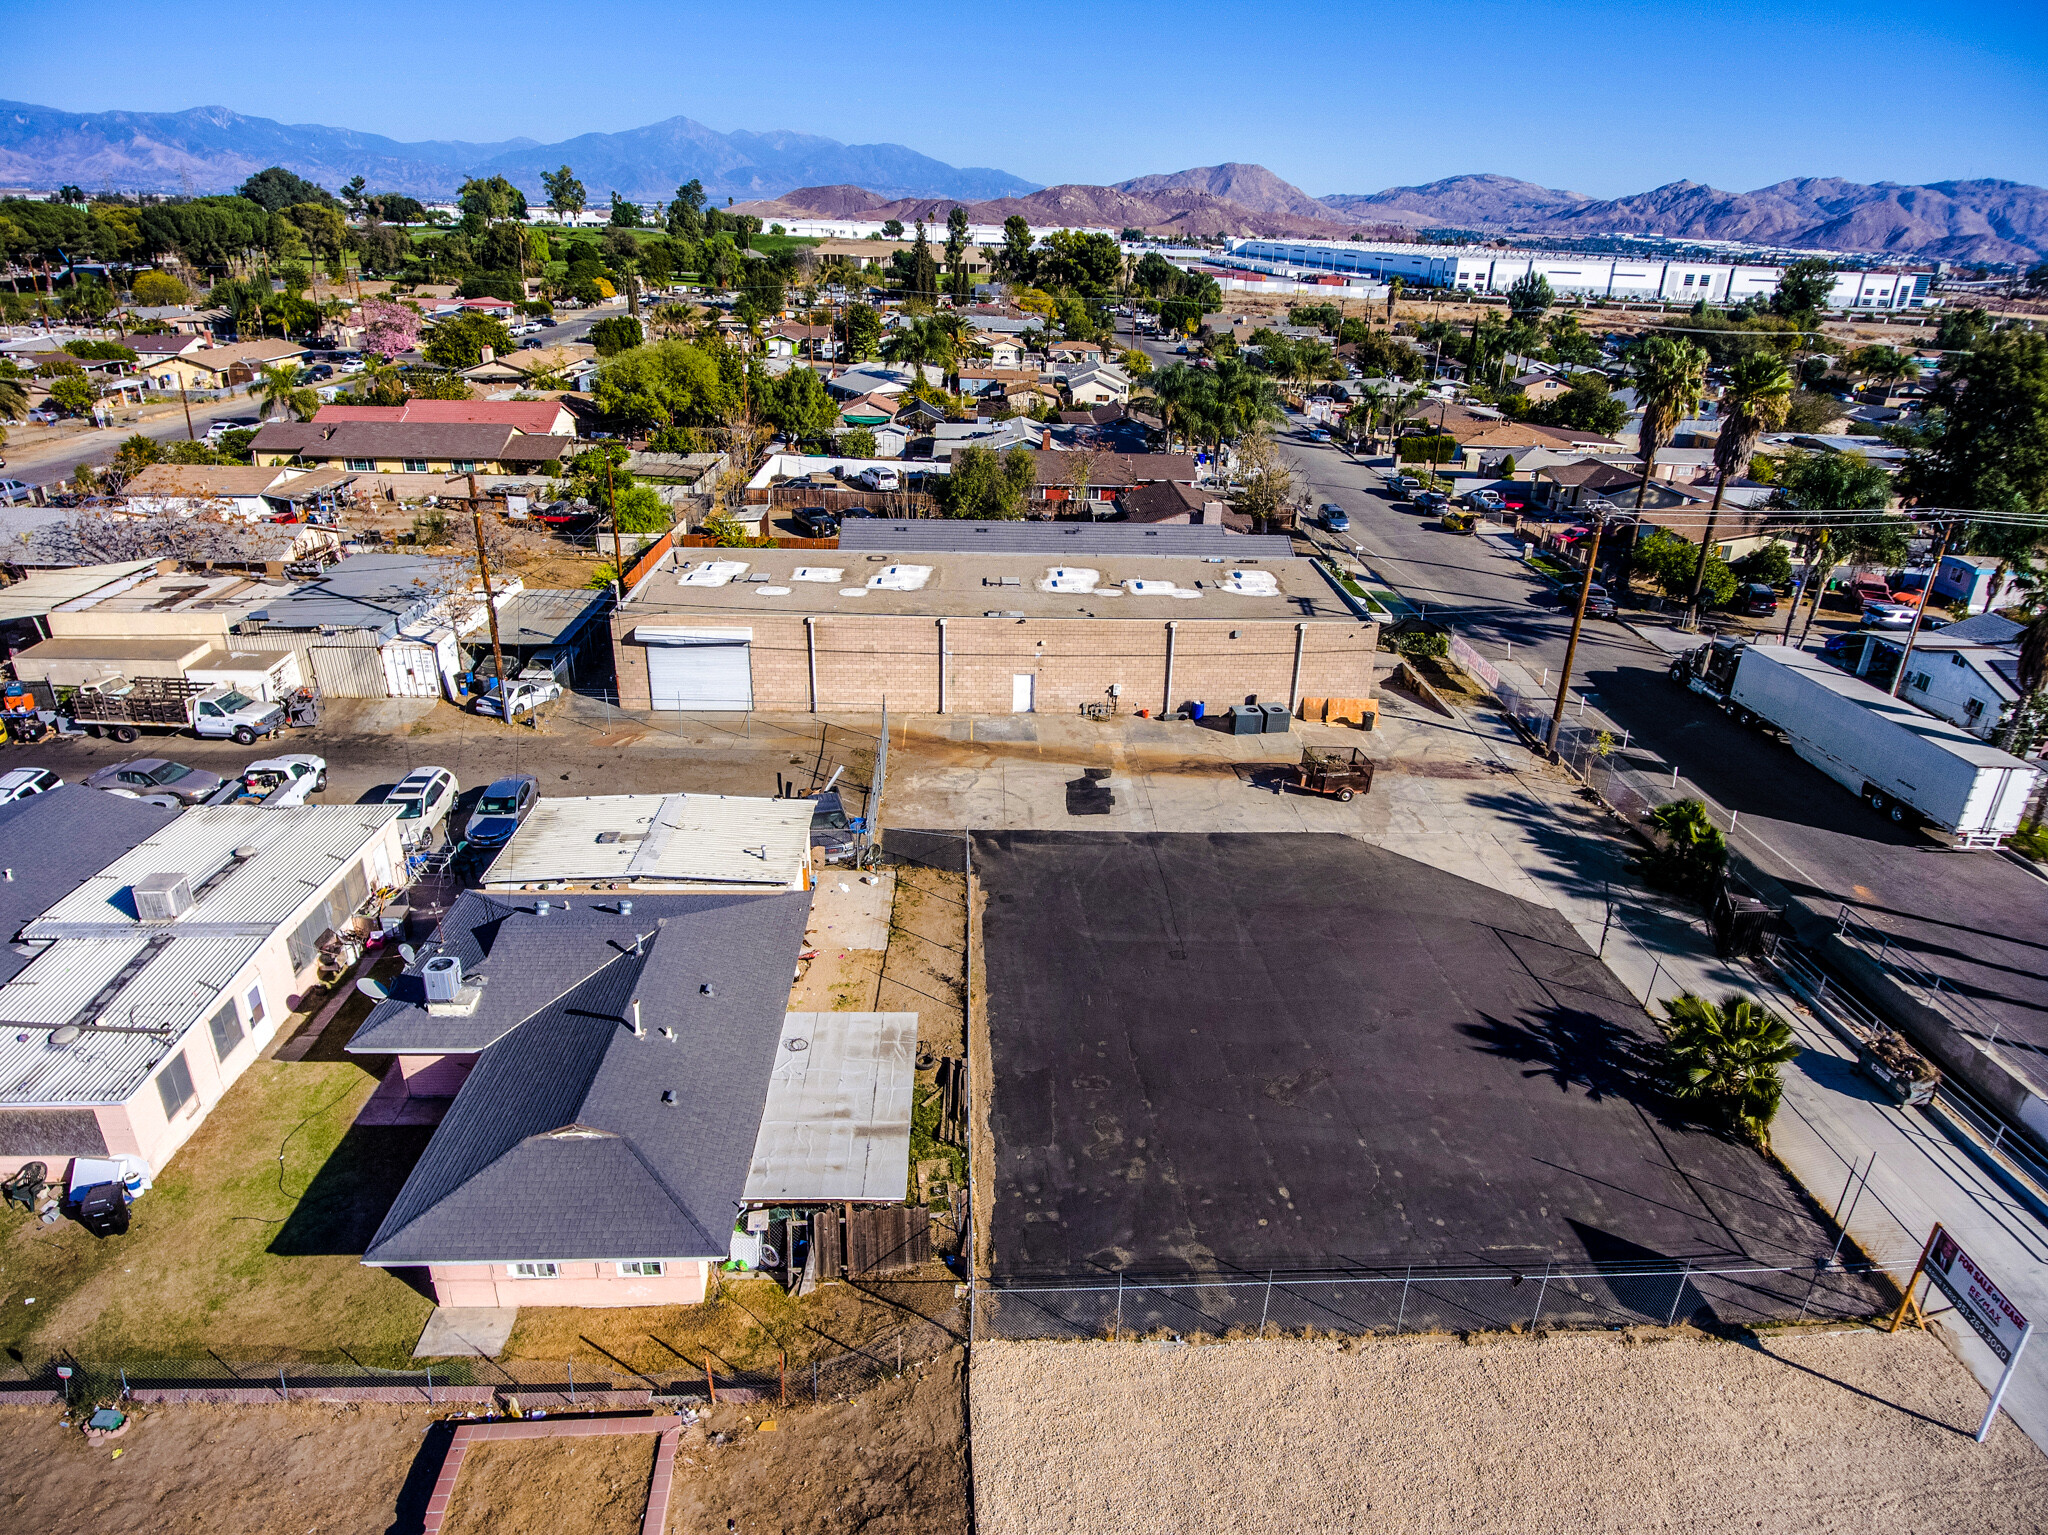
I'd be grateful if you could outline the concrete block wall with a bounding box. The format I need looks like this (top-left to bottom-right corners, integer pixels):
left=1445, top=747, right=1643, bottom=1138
left=612, top=610, right=1378, bottom=716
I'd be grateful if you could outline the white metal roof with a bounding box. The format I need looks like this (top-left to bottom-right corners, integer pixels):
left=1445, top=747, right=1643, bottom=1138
left=482, top=794, right=813, bottom=892
left=0, top=560, right=162, bottom=621
left=27, top=804, right=403, bottom=938
left=0, top=935, right=264, bottom=1106
left=743, top=1011, right=917, bottom=1203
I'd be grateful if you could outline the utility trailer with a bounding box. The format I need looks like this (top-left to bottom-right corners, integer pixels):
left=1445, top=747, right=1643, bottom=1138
left=1670, top=639, right=2037, bottom=847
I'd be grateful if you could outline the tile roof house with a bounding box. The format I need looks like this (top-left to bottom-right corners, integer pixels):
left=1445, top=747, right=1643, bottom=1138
left=353, top=888, right=890, bottom=1307
left=0, top=803, right=406, bottom=1186
left=145, top=339, right=308, bottom=393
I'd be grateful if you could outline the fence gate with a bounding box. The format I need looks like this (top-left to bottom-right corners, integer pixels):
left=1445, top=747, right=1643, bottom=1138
left=309, top=641, right=390, bottom=699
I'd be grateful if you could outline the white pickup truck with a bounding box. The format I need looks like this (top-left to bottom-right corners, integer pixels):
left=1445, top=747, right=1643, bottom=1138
left=69, top=677, right=286, bottom=746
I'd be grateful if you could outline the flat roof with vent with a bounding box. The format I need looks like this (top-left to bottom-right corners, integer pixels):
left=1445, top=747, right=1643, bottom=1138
left=482, top=793, right=813, bottom=893
left=838, top=521, right=1291, bottom=558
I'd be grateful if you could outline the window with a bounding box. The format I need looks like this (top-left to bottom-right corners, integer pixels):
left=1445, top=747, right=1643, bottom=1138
left=452, top=460, right=477, bottom=473
left=1965, top=698, right=1985, bottom=722
left=156, top=1051, right=196, bottom=1118
left=246, top=983, right=266, bottom=1027
left=1908, top=672, right=1931, bottom=692
left=207, top=999, right=245, bottom=1062
left=344, top=458, right=374, bottom=472
left=1951, top=652, right=1967, bottom=667
left=618, top=1260, right=666, bottom=1277
left=508, top=1262, right=560, bottom=1279
left=403, top=459, right=430, bottom=473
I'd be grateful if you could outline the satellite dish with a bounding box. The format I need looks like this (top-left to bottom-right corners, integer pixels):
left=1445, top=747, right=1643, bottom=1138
left=399, top=944, right=418, bottom=966
left=355, top=979, right=388, bottom=1001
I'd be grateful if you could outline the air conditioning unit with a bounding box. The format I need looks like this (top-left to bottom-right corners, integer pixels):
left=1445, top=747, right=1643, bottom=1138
left=132, top=873, right=193, bottom=923
left=422, top=954, right=465, bottom=1002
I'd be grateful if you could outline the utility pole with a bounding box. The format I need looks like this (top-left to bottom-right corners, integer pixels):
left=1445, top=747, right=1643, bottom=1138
left=606, top=455, right=625, bottom=602
left=179, top=376, right=196, bottom=442
left=1888, top=518, right=1954, bottom=696
left=467, top=472, right=508, bottom=717
left=1546, top=503, right=1610, bottom=755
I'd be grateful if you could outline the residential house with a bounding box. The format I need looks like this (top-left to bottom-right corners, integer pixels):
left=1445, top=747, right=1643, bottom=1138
left=249, top=422, right=573, bottom=476
left=1833, top=616, right=2027, bottom=744
left=313, top=399, right=578, bottom=437
left=957, top=367, right=1041, bottom=399
left=765, top=323, right=840, bottom=360
left=145, top=339, right=309, bottom=393
left=121, top=331, right=211, bottom=390
left=1510, top=371, right=1570, bottom=404
left=1046, top=340, right=1106, bottom=367
left=1931, top=553, right=2024, bottom=616
left=350, top=887, right=908, bottom=1308
left=973, top=334, right=1027, bottom=369
left=839, top=393, right=901, bottom=429
left=1004, top=382, right=1061, bottom=415
left=0, top=803, right=408, bottom=1187
left=1118, top=479, right=1246, bottom=530
left=1029, top=449, right=1201, bottom=509
left=481, top=793, right=815, bottom=894
left=1065, top=366, right=1130, bottom=407
left=118, top=464, right=357, bottom=523
left=121, top=306, right=214, bottom=337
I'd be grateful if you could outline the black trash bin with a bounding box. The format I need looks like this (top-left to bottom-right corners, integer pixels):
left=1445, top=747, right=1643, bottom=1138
left=1229, top=704, right=1263, bottom=736
left=1260, top=702, right=1291, bottom=734
left=72, top=1181, right=130, bottom=1239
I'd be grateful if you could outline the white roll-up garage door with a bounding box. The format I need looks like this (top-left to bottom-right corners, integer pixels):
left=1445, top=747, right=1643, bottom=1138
left=637, top=626, right=754, bottom=711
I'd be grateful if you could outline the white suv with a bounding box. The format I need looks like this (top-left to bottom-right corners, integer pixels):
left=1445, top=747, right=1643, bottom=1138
left=385, top=766, right=458, bottom=845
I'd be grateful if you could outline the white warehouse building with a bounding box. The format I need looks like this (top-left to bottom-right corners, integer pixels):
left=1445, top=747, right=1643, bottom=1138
left=1222, top=239, right=1938, bottom=310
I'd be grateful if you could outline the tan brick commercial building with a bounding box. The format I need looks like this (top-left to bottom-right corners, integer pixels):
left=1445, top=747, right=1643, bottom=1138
left=608, top=530, right=1377, bottom=716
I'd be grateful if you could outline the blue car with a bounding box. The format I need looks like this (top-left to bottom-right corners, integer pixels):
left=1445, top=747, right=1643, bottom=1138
left=1320, top=503, right=1350, bottom=532
left=464, top=774, right=538, bottom=848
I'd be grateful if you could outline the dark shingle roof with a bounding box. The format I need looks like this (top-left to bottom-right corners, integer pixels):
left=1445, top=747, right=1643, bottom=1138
left=361, top=888, right=811, bottom=1266
left=0, top=787, right=181, bottom=984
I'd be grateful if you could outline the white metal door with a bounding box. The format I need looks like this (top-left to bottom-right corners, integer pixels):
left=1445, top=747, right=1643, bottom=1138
left=645, top=633, right=754, bottom=711
left=1011, top=674, right=1035, bottom=713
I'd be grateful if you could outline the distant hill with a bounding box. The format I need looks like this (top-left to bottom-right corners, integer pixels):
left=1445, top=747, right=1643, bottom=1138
left=1112, top=163, right=1350, bottom=223
left=0, top=99, right=1039, bottom=204
left=1322, top=173, right=2048, bottom=263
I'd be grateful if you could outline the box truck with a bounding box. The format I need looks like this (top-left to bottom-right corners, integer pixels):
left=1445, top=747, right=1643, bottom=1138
left=1669, top=639, right=2037, bottom=847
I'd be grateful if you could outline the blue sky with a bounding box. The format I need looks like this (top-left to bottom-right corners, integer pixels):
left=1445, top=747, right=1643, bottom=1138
left=9, top=0, right=2046, bottom=194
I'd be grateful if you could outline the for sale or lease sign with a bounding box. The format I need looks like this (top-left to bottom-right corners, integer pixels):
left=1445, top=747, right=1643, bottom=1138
left=1926, top=1227, right=2030, bottom=1365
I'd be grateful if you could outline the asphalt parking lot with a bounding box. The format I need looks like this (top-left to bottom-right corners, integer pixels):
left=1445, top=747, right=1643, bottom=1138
left=975, top=830, right=1858, bottom=1297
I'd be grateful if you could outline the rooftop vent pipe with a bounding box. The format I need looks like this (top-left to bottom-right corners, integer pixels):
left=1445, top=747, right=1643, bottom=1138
left=631, top=999, right=644, bottom=1037
left=536, top=900, right=551, bottom=917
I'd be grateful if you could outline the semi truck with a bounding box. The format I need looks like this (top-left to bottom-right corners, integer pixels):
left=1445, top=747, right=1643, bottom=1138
left=68, top=676, right=286, bottom=745
left=1669, top=638, right=2038, bottom=847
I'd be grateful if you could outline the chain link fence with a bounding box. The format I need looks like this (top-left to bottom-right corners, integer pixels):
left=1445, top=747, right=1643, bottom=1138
left=976, top=1255, right=1907, bottom=1344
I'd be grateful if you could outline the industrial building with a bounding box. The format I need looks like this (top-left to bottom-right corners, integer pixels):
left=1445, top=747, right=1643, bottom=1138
left=607, top=525, right=1377, bottom=716
left=1220, top=238, right=1938, bottom=310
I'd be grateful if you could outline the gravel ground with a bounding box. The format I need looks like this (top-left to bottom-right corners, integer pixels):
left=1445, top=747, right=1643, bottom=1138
left=970, top=1330, right=2048, bottom=1534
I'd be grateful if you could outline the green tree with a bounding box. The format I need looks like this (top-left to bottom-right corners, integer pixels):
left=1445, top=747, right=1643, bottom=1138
left=613, top=483, right=671, bottom=533
left=1902, top=330, right=2048, bottom=594
left=0, top=360, right=30, bottom=421
left=944, top=206, right=973, bottom=302
left=1543, top=313, right=1602, bottom=368
left=587, top=315, right=645, bottom=356
left=47, top=373, right=95, bottom=416
left=422, top=312, right=513, bottom=370
left=1769, top=449, right=1905, bottom=643
left=998, top=215, right=1034, bottom=284
left=1657, top=992, right=1800, bottom=1150
left=1036, top=229, right=1123, bottom=295
left=881, top=219, right=905, bottom=240
left=609, top=193, right=643, bottom=228
left=591, top=338, right=731, bottom=432
left=131, top=270, right=189, bottom=306
left=1624, top=335, right=1708, bottom=516
left=838, top=426, right=878, bottom=458
left=666, top=179, right=705, bottom=240
left=1132, top=251, right=1180, bottom=297
left=841, top=302, right=883, bottom=363
left=1783, top=390, right=1844, bottom=433
left=1771, top=257, right=1836, bottom=318
left=237, top=166, right=331, bottom=212
left=542, top=166, right=587, bottom=221
left=254, top=361, right=319, bottom=421
left=939, top=444, right=1036, bottom=518
left=760, top=364, right=840, bottom=446
left=1506, top=271, right=1553, bottom=324
left=106, top=432, right=163, bottom=489
left=1638, top=528, right=1736, bottom=607
left=898, top=221, right=938, bottom=301
left=1687, top=351, right=1792, bottom=610
left=1524, top=379, right=1628, bottom=435
left=1637, top=797, right=1727, bottom=898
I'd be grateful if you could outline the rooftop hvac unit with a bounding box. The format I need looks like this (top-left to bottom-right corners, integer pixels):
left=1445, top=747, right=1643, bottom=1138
left=422, top=954, right=465, bottom=1002
left=132, top=872, right=194, bottom=923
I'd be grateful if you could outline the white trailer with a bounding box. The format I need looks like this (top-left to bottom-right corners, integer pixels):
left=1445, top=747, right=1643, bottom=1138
left=1672, top=640, right=2038, bottom=847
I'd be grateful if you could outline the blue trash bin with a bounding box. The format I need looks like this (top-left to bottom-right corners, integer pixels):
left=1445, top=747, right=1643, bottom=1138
left=1188, top=700, right=1206, bottom=721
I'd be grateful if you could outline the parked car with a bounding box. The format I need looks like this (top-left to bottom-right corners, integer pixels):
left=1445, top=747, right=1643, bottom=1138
left=1731, top=582, right=1779, bottom=617
left=1862, top=601, right=1919, bottom=630
left=1414, top=490, right=1449, bottom=512
left=205, top=416, right=260, bottom=442
left=1386, top=473, right=1419, bottom=497
left=856, top=466, right=900, bottom=492
left=83, top=757, right=223, bottom=804
left=471, top=676, right=563, bottom=719
left=1846, top=574, right=1894, bottom=606
left=1319, top=503, right=1349, bottom=532
left=464, top=774, right=539, bottom=847
left=809, top=789, right=858, bottom=864
left=234, top=754, right=326, bottom=806
left=0, top=766, right=61, bottom=802
left=0, top=479, right=34, bottom=505
left=1584, top=590, right=1618, bottom=621
left=793, top=505, right=840, bottom=537
left=385, top=766, right=458, bottom=845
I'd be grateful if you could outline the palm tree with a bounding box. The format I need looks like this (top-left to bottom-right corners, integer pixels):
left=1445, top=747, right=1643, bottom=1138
left=1687, top=352, right=1791, bottom=611
left=0, top=360, right=29, bottom=422
left=1998, top=613, right=2048, bottom=758
left=1350, top=383, right=1389, bottom=452
left=1625, top=335, right=1708, bottom=517
left=1658, top=992, right=1800, bottom=1150
left=1148, top=363, right=1210, bottom=452
left=255, top=362, right=318, bottom=422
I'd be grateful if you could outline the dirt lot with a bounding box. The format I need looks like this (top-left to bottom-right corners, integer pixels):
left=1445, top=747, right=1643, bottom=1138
left=0, top=1399, right=442, bottom=1535
left=667, top=1345, right=968, bottom=1535
left=443, top=1434, right=656, bottom=1535
left=971, top=1329, right=2048, bottom=1534
left=0, top=1346, right=969, bottom=1535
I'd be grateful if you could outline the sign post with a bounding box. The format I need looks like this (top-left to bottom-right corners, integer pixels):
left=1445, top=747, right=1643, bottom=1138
left=1895, top=1223, right=2033, bottom=1444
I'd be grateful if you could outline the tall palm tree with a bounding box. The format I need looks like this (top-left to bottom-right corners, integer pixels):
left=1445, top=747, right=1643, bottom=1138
left=0, top=360, right=29, bottom=422
left=255, top=362, right=317, bottom=422
left=1148, top=363, right=1210, bottom=452
left=1999, top=612, right=2048, bottom=757
left=1350, top=383, right=1389, bottom=452
left=1687, top=351, right=1791, bottom=610
left=1625, top=335, right=1708, bottom=517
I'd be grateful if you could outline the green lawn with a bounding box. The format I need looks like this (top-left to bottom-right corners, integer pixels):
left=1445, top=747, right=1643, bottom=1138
left=0, top=1056, right=435, bottom=1367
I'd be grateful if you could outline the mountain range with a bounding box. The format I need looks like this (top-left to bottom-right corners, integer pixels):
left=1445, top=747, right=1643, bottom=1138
left=1, top=99, right=2042, bottom=262
left=0, top=99, right=1037, bottom=205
